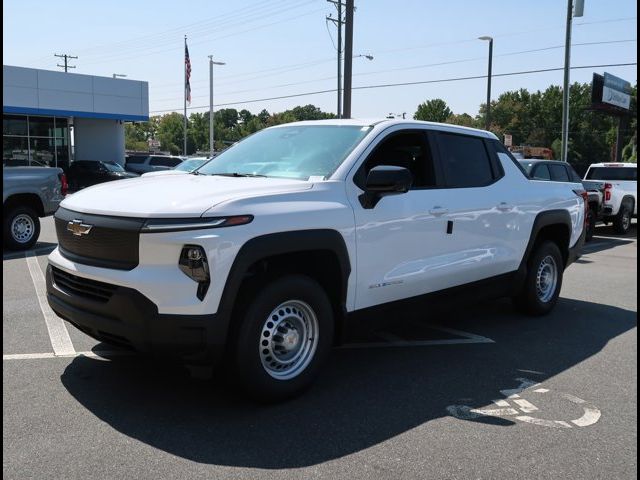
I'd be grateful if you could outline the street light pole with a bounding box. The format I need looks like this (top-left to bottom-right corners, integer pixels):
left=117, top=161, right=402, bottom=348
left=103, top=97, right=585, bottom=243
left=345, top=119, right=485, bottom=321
left=478, top=36, right=493, bottom=131
left=208, top=56, right=225, bottom=159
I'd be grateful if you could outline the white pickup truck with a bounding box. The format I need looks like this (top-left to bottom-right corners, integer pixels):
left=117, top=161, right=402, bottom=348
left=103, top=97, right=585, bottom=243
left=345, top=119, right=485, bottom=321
left=46, top=119, right=586, bottom=400
left=583, top=162, right=637, bottom=235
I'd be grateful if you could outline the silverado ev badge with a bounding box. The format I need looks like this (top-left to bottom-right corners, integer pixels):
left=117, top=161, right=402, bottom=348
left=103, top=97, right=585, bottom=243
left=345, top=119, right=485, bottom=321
left=67, top=219, right=93, bottom=236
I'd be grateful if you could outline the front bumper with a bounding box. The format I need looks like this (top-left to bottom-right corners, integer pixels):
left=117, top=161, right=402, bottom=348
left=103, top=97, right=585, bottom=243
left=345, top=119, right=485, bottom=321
left=46, top=265, right=226, bottom=363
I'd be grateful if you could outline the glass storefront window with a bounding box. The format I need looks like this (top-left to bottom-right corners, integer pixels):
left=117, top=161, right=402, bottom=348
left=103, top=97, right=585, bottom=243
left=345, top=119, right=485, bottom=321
left=3, top=115, right=28, bottom=136
left=54, top=118, right=68, bottom=139
left=29, top=137, right=56, bottom=167
left=3, top=137, right=30, bottom=166
left=3, top=115, right=70, bottom=168
left=55, top=137, right=70, bottom=170
left=29, top=116, right=55, bottom=138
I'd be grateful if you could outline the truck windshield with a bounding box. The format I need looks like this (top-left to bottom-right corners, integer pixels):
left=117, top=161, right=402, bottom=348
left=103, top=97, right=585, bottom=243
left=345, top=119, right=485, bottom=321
left=585, top=167, right=637, bottom=181
left=197, top=125, right=372, bottom=180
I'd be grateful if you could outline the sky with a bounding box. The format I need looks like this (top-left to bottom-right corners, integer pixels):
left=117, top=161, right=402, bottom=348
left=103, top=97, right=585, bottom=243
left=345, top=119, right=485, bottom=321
left=3, top=0, right=637, bottom=119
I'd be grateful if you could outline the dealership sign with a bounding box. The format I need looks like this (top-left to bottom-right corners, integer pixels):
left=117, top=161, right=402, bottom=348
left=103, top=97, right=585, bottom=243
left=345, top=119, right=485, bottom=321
left=602, top=73, right=632, bottom=110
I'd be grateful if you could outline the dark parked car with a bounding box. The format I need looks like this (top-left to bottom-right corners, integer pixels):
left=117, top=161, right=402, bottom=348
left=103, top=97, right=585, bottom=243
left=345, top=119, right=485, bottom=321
left=67, top=160, right=138, bottom=191
left=519, top=159, right=600, bottom=241
left=124, top=154, right=183, bottom=174
left=518, top=159, right=583, bottom=183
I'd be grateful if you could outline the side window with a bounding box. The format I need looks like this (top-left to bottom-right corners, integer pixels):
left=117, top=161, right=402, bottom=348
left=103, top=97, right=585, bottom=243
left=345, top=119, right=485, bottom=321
left=358, top=131, right=436, bottom=189
left=149, top=157, right=173, bottom=167
left=437, top=133, right=495, bottom=188
left=568, top=165, right=582, bottom=182
left=532, top=164, right=551, bottom=180
left=549, top=164, right=570, bottom=182
left=167, top=158, right=182, bottom=167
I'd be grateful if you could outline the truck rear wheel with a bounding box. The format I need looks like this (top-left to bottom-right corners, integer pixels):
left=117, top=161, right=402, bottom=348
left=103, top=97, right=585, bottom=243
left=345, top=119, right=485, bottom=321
left=613, top=204, right=632, bottom=235
left=3, top=206, right=41, bottom=250
left=514, top=241, right=564, bottom=316
left=232, top=274, right=334, bottom=402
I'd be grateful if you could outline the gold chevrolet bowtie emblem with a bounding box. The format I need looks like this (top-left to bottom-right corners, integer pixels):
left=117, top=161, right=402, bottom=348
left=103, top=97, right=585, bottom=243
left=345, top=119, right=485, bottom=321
left=66, top=219, right=93, bottom=236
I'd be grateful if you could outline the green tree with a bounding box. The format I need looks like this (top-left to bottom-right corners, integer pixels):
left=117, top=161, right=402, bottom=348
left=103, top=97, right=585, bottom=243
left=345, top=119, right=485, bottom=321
left=446, top=113, right=478, bottom=128
left=414, top=99, right=452, bottom=122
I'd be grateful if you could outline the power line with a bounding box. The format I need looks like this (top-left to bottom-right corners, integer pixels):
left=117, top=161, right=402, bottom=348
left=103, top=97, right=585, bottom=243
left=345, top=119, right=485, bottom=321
left=80, top=4, right=322, bottom=66
left=148, top=62, right=637, bottom=114
left=28, top=0, right=304, bottom=64
left=151, top=39, right=637, bottom=103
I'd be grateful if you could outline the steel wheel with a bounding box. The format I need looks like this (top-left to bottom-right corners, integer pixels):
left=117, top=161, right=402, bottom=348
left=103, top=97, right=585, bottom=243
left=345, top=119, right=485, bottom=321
left=258, top=300, right=319, bottom=380
left=11, top=214, right=36, bottom=244
left=536, top=255, right=558, bottom=303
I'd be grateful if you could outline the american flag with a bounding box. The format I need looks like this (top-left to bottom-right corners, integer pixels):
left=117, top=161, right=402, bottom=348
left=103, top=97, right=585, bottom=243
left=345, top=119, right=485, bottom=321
left=185, top=43, right=191, bottom=105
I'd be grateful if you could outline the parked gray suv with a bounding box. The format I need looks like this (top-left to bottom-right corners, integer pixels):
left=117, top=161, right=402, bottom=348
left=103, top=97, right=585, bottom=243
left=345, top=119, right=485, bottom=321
left=125, top=154, right=183, bottom=174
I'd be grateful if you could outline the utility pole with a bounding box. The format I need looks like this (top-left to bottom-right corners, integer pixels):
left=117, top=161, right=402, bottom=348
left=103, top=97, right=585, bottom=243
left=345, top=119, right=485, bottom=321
left=561, top=0, right=585, bottom=162
left=342, top=0, right=354, bottom=118
left=326, top=0, right=345, bottom=118
left=54, top=54, right=77, bottom=72
left=208, top=56, right=225, bottom=159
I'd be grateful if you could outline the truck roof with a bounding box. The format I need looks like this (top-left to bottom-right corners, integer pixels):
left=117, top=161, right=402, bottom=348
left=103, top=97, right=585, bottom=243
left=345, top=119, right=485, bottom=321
left=269, top=118, right=499, bottom=140
left=588, top=162, right=637, bottom=168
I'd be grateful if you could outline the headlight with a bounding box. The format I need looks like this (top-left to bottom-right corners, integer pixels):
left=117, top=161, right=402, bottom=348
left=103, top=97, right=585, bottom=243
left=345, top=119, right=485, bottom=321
left=141, top=215, right=253, bottom=233
left=179, top=245, right=210, bottom=301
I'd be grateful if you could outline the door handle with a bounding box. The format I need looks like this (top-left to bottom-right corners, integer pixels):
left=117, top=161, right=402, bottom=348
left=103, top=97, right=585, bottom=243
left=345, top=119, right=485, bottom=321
left=429, top=206, right=449, bottom=216
left=497, top=202, right=513, bottom=211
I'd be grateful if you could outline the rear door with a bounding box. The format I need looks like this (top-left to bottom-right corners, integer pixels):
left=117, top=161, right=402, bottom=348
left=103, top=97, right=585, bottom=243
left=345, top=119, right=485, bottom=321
left=429, top=132, right=523, bottom=285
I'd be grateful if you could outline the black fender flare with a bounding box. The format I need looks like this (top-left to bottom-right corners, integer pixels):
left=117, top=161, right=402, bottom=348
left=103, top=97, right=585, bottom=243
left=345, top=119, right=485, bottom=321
left=210, top=229, right=351, bottom=350
left=511, top=209, right=575, bottom=295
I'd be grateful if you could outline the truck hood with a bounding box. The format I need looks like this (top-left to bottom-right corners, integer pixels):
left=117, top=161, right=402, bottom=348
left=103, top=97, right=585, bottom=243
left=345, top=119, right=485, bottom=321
left=61, top=174, right=312, bottom=217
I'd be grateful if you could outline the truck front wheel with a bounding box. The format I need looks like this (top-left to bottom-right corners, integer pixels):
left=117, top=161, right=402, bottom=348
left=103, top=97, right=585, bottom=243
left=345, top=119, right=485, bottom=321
left=232, top=274, right=334, bottom=402
left=3, top=206, right=41, bottom=250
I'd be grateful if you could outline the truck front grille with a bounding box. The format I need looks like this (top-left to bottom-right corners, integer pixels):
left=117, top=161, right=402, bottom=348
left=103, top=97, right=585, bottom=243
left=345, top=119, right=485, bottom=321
left=51, top=267, right=118, bottom=303
left=54, top=207, right=145, bottom=270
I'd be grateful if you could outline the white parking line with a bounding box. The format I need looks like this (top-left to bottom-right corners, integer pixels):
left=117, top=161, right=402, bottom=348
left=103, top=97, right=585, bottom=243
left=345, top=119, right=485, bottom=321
left=3, top=350, right=133, bottom=361
left=25, top=253, right=75, bottom=356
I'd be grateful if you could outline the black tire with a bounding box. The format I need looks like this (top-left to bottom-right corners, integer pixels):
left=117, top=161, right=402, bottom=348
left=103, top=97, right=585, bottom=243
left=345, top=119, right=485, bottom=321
left=513, top=241, right=564, bottom=316
left=585, top=207, right=595, bottom=242
left=232, top=274, right=334, bottom=402
left=613, top=203, right=632, bottom=235
left=3, top=206, right=41, bottom=250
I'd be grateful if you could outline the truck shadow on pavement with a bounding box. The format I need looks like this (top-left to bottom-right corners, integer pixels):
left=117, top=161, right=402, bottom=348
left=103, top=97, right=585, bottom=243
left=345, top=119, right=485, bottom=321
left=60, top=297, right=636, bottom=469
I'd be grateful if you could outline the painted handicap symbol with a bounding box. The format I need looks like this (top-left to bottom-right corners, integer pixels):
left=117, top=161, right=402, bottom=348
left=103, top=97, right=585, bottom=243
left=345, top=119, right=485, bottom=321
left=447, top=377, right=601, bottom=428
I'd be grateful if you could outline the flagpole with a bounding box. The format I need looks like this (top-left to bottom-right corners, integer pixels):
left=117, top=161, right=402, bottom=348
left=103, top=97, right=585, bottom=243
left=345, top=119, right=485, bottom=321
left=183, top=35, right=187, bottom=156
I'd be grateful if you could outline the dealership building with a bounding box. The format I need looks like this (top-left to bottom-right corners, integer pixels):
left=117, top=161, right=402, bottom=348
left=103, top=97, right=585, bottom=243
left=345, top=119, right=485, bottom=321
left=3, top=65, right=149, bottom=169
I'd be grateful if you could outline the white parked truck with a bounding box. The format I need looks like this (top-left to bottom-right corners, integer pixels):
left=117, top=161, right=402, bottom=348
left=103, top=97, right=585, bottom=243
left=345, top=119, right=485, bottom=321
left=583, top=162, right=637, bottom=235
left=46, top=119, right=586, bottom=400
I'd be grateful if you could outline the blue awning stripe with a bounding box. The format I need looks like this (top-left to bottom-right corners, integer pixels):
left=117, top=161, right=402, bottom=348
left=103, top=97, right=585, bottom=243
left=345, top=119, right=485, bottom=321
left=2, top=105, right=148, bottom=122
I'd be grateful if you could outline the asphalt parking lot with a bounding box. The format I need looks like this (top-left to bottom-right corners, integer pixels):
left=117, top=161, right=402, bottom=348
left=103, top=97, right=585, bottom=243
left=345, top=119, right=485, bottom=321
left=3, top=217, right=637, bottom=480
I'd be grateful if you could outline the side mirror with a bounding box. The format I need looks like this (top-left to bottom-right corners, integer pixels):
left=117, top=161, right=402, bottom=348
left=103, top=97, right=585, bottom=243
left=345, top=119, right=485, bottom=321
left=359, top=165, right=413, bottom=209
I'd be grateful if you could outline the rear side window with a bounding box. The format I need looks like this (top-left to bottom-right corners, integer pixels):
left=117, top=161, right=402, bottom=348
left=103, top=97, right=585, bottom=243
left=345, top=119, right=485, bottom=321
left=549, top=164, right=570, bottom=182
left=437, top=133, right=495, bottom=188
left=585, top=167, right=637, bottom=181
left=567, top=165, right=582, bottom=182
left=532, top=164, right=551, bottom=180
left=150, top=157, right=180, bottom=167
left=126, top=155, right=147, bottom=164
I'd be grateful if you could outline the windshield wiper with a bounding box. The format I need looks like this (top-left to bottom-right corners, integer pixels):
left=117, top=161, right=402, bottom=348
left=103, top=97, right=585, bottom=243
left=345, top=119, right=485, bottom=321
left=207, top=172, right=268, bottom=178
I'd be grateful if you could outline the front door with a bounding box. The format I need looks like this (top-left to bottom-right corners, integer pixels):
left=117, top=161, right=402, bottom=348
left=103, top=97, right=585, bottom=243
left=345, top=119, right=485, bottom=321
left=348, top=128, right=451, bottom=310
